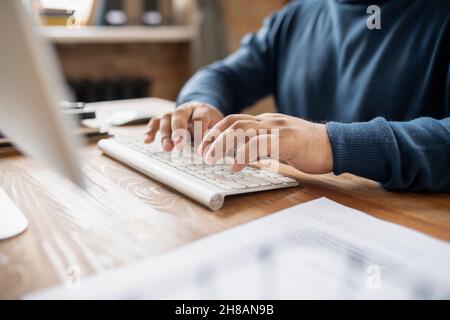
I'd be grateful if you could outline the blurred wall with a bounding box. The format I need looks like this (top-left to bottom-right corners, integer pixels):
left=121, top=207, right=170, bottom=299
left=221, top=0, right=288, bottom=52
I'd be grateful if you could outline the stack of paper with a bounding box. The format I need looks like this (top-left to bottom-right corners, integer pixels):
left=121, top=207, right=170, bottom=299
left=28, top=198, right=450, bottom=299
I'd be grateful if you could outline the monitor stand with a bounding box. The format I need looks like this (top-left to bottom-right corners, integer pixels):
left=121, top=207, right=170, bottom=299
left=0, top=187, right=28, bottom=240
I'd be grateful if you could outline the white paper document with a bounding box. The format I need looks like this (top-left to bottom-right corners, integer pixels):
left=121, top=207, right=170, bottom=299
left=28, top=197, right=450, bottom=299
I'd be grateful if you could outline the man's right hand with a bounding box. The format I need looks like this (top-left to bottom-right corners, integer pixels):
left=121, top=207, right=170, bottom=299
left=144, top=101, right=224, bottom=152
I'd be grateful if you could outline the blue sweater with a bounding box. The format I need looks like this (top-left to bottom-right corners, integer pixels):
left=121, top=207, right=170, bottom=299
left=177, top=0, right=450, bottom=192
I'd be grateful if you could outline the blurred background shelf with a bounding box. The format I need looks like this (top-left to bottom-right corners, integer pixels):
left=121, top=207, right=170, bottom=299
left=40, top=25, right=195, bottom=44
left=33, top=0, right=288, bottom=113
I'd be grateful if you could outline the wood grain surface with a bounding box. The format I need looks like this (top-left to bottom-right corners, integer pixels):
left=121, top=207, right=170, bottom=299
left=0, top=102, right=449, bottom=299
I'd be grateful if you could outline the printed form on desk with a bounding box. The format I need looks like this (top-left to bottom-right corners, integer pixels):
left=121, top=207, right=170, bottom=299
left=28, top=198, right=450, bottom=299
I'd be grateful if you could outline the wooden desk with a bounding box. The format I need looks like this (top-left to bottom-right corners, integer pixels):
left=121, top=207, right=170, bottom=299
left=1, top=99, right=449, bottom=299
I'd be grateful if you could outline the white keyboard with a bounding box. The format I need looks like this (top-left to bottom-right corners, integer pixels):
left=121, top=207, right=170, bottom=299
left=98, top=137, right=299, bottom=210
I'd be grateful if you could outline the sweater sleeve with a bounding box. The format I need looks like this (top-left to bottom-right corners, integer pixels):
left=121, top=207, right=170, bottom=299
left=326, top=117, right=450, bottom=192
left=176, top=8, right=285, bottom=115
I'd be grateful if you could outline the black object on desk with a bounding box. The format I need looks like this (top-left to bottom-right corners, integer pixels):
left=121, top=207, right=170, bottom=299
left=61, top=102, right=96, bottom=122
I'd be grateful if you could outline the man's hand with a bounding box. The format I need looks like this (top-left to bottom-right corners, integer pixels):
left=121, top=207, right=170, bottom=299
left=145, top=101, right=224, bottom=151
left=198, top=113, right=334, bottom=174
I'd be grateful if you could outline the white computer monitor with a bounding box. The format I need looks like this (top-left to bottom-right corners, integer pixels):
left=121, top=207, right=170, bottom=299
left=0, top=0, right=83, bottom=239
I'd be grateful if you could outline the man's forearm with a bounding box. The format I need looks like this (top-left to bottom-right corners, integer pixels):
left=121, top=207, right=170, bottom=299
left=177, top=9, right=283, bottom=115
left=177, top=63, right=242, bottom=115
left=326, top=117, right=450, bottom=192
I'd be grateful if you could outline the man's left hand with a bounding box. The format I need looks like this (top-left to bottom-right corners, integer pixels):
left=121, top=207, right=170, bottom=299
left=198, top=113, right=334, bottom=174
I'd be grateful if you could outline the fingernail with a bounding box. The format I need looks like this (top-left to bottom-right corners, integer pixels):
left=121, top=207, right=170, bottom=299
left=164, top=144, right=172, bottom=152
left=171, top=135, right=182, bottom=149
left=162, top=137, right=172, bottom=151
left=198, top=144, right=205, bottom=156
left=205, top=152, right=215, bottom=165
left=174, top=141, right=184, bottom=150
left=201, top=144, right=211, bottom=157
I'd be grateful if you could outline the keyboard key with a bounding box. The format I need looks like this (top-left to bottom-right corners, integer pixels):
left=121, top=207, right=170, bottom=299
left=265, top=172, right=283, bottom=178
left=239, top=178, right=259, bottom=188
left=225, top=181, right=246, bottom=189
left=212, top=182, right=233, bottom=190
left=243, top=176, right=271, bottom=186
left=262, top=177, right=285, bottom=185
left=206, top=179, right=236, bottom=190
left=279, top=176, right=297, bottom=183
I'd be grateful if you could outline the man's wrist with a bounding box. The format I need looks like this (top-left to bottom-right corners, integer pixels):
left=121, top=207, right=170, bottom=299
left=316, top=123, right=334, bottom=173
left=326, top=118, right=392, bottom=182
